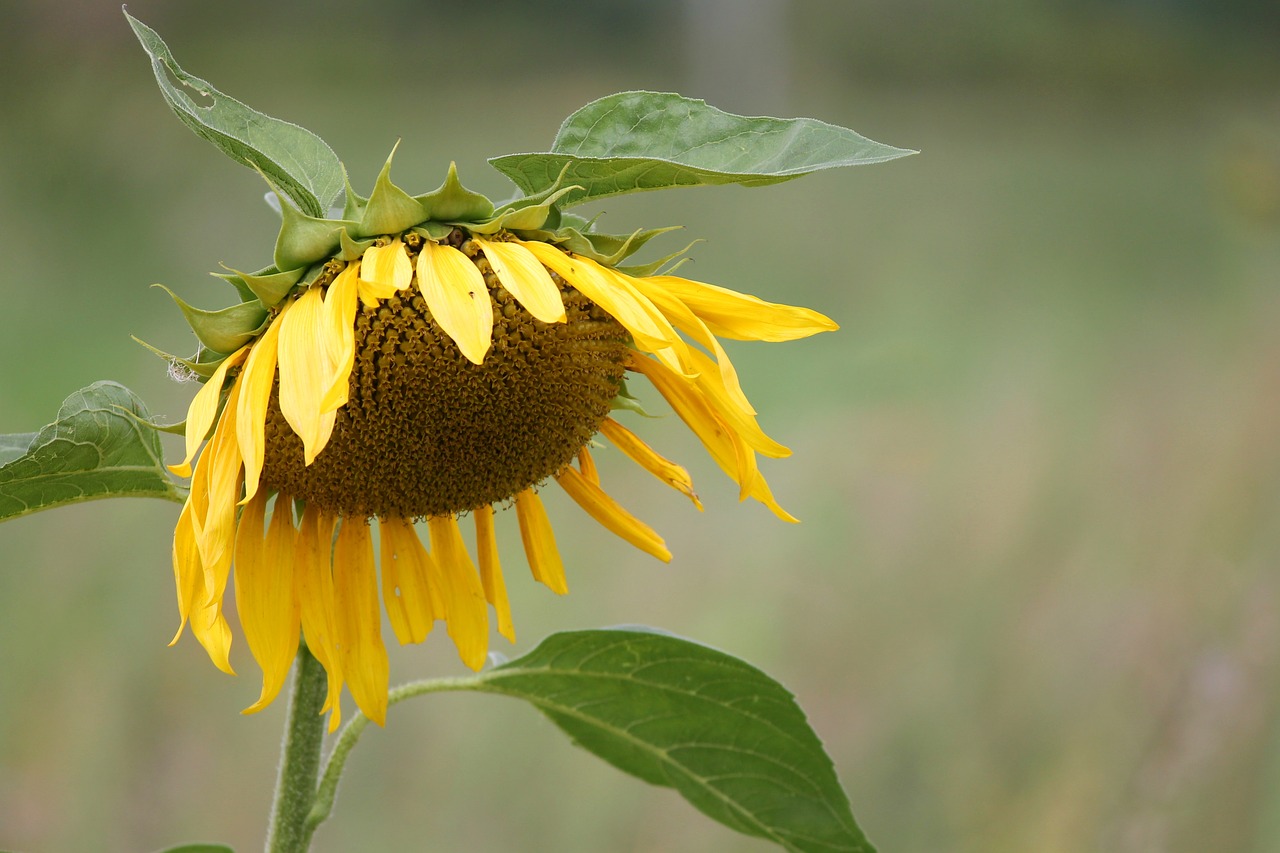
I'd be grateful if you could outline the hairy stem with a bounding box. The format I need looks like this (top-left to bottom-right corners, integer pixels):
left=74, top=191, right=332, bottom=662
left=266, top=643, right=328, bottom=853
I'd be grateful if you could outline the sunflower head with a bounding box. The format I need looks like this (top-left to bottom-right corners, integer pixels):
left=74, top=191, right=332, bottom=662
left=128, top=22, right=912, bottom=728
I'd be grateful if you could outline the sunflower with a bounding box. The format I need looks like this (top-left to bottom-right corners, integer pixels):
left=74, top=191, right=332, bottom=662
left=162, top=160, right=836, bottom=731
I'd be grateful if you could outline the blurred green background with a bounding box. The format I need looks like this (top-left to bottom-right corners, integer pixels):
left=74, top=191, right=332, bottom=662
left=2, top=0, right=1279, bottom=850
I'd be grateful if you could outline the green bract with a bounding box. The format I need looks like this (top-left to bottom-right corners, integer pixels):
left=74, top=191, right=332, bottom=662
left=123, top=10, right=912, bottom=380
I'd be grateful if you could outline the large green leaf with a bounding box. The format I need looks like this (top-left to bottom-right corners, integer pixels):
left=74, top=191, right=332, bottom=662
left=125, top=12, right=344, bottom=218
left=490, top=91, right=914, bottom=207
left=0, top=382, right=180, bottom=522
left=473, top=629, right=873, bottom=852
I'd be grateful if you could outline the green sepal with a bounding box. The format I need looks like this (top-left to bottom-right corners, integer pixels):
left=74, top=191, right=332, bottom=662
left=153, top=284, right=268, bottom=354
left=517, top=224, right=681, bottom=267
left=357, top=143, right=429, bottom=237
left=468, top=185, right=578, bottom=235
left=412, top=222, right=454, bottom=241
left=273, top=195, right=356, bottom=271
left=214, top=270, right=257, bottom=303
left=131, top=336, right=228, bottom=380
left=125, top=11, right=343, bottom=218
left=615, top=239, right=702, bottom=277
left=610, top=379, right=658, bottom=417
left=337, top=229, right=375, bottom=262
left=216, top=264, right=303, bottom=308
left=340, top=164, right=369, bottom=223
left=119, top=405, right=187, bottom=436
left=415, top=162, right=495, bottom=223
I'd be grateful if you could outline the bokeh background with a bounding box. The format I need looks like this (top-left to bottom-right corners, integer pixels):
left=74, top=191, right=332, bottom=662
left=2, top=0, right=1279, bottom=850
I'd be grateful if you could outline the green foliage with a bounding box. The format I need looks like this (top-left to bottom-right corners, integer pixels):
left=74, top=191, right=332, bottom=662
left=0, top=382, right=179, bottom=522
left=472, top=629, right=874, bottom=853
left=490, top=91, right=915, bottom=207
left=125, top=12, right=343, bottom=218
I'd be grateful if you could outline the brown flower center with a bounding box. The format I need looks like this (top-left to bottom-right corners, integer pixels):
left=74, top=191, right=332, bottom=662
left=258, top=238, right=629, bottom=519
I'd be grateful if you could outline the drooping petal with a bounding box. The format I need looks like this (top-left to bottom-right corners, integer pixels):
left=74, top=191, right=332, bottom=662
left=577, top=446, right=600, bottom=485
left=359, top=239, right=412, bottom=305
left=332, top=519, right=389, bottom=726
left=474, top=505, right=515, bottom=643
left=683, top=346, right=790, bottom=459
left=236, top=318, right=282, bottom=504
left=295, top=505, right=344, bottom=731
left=169, top=345, right=248, bottom=478
left=555, top=466, right=672, bottom=562
left=416, top=240, right=493, bottom=365
left=514, top=488, right=567, bottom=595
left=626, top=351, right=798, bottom=522
left=645, top=274, right=839, bottom=342
left=169, top=499, right=204, bottom=645
left=277, top=287, right=338, bottom=464
left=236, top=492, right=301, bottom=714
left=475, top=238, right=566, bottom=323
left=379, top=516, right=437, bottom=646
left=195, top=378, right=245, bottom=600
left=319, top=262, right=361, bottom=413
left=599, top=417, right=702, bottom=510
left=425, top=516, right=490, bottom=671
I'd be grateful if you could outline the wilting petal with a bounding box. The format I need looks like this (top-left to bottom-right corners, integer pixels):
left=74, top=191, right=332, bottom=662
left=416, top=241, right=493, bottom=365
left=236, top=319, right=282, bottom=504
left=514, top=488, right=567, bottom=595
left=379, top=517, right=437, bottom=646
left=295, top=505, right=344, bottom=731
left=320, top=262, right=360, bottom=413
left=645, top=274, right=839, bottom=342
left=683, top=346, right=789, bottom=459
left=425, top=516, right=490, bottom=670
left=474, top=505, right=515, bottom=643
left=599, top=417, right=702, bottom=510
left=332, top=520, right=389, bottom=726
left=626, top=351, right=797, bottom=522
left=556, top=466, right=671, bottom=562
left=475, top=238, right=566, bottom=324
left=169, top=345, right=248, bottom=478
left=359, top=239, right=412, bottom=303
left=196, top=378, right=245, bottom=597
left=277, top=287, right=339, bottom=464
left=236, top=493, right=301, bottom=714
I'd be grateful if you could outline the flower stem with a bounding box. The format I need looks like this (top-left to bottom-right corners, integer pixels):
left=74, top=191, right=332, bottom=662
left=301, top=675, right=480, bottom=844
left=266, top=643, right=328, bottom=853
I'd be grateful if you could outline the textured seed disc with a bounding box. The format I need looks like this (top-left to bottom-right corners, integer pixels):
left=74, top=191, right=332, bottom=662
left=258, top=254, right=629, bottom=519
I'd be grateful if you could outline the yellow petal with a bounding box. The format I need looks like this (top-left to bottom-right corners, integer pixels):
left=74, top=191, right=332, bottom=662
left=519, top=241, right=688, bottom=371
left=169, top=345, right=249, bottom=478
left=277, top=287, right=339, bottom=464
left=555, top=466, right=672, bottom=562
left=379, top=516, right=437, bottom=645
left=169, top=499, right=204, bottom=646
left=195, top=378, right=245, bottom=598
left=320, top=263, right=360, bottom=413
left=626, top=351, right=797, bottom=522
left=645, top=274, right=839, bottom=342
left=514, top=488, right=568, bottom=595
left=475, top=238, right=566, bottom=324
left=236, top=318, right=282, bottom=504
left=295, top=505, right=344, bottom=731
left=599, top=417, right=702, bottom=510
left=425, top=516, right=490, bottom=670
left=416, top=241, right=493, bottom=365
left=359, top=239, right=412, bottom=302
left=577, top=446, right=600, bottom=486
left=683, top=346, right=790, bottom=459
left=474, top=505, right=515, bottom=643
left=236, top=493, right=302, bottom=714
left=333, top=520, right=389, bottom=726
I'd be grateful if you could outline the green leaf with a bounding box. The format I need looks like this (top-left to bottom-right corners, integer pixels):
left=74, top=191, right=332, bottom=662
left=490, top=91, right=915, bottom=207
left=0, top=382, right=180, bottom=522
left=125, top=11, right=343, bottom=218
left=473, top=629, right=873, bottom=853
